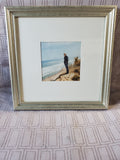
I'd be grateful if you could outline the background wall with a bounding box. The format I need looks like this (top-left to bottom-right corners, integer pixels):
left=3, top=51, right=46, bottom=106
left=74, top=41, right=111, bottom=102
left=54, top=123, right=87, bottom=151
left=0, top=0, right=120, bottom=104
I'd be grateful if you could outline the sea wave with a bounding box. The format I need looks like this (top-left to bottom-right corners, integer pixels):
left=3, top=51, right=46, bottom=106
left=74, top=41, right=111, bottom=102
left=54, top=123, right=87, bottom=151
left=42, top=59, right=74, bottom=80
left=42, top=63, right=64, bottom=79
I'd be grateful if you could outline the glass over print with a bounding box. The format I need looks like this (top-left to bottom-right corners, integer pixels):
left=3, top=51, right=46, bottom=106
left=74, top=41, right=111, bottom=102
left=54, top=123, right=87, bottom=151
left=41, top=42, right=81, bottom=81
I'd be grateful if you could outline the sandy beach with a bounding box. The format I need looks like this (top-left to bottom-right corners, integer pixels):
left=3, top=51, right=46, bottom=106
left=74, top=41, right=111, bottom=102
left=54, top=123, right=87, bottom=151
left=43, top=64, right=80, bottom=81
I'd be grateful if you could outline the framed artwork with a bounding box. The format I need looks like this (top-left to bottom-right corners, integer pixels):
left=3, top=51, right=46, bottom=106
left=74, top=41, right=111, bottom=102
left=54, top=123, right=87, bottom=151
left=5, top=6, right=117, bottom=110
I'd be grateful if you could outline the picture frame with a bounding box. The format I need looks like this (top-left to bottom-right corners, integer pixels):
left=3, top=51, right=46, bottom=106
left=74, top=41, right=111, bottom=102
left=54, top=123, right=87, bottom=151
left=5, top=6, right=117, bottom=110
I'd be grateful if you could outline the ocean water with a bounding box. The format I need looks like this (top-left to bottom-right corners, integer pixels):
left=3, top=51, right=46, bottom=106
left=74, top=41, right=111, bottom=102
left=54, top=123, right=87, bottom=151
left=41, top=58, right=74, bottom=80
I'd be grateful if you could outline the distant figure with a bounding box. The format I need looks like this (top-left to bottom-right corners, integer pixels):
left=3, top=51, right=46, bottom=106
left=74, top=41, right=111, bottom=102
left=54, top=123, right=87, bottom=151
left=64, top=53, right=69, bottom=74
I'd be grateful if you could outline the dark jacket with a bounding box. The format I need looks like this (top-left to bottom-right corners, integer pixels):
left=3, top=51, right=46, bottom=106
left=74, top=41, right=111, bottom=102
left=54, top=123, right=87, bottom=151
left=64, top=55, right=68, bottom=65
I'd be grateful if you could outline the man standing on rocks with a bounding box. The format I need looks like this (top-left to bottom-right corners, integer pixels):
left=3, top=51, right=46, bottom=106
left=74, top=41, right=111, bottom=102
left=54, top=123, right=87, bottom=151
left=64, top=53, right=69, bottom=74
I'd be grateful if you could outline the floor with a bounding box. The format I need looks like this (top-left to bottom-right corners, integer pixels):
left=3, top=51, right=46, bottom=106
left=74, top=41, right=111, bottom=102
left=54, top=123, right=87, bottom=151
left=0, top=88, right=120, bottom=160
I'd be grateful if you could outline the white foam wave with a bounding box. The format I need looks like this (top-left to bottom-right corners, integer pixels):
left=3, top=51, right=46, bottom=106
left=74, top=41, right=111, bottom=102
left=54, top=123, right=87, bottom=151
left=42, top=62, right=64, bottom=78
left=42, top=59, right=74, bottom=79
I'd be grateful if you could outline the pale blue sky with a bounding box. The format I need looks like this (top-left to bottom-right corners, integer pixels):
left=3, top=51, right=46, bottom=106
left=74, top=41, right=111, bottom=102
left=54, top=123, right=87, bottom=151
left=41, top=42, right=81, bottom=61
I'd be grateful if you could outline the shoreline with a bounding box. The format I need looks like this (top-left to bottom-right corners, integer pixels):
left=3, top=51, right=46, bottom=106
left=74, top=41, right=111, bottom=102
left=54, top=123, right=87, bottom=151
left=43, top=68, right=66, bottom=81
left=43, top=65, right=80, bottom=81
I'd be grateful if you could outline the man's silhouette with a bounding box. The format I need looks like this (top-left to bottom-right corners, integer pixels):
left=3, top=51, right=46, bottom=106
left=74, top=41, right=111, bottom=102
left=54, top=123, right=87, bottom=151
left=64, top=53, right=69, bottom=74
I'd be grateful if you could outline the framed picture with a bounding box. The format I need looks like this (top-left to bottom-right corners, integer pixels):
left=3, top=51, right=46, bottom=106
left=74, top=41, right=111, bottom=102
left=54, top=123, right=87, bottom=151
left=5, top=6, right=117, bottom=110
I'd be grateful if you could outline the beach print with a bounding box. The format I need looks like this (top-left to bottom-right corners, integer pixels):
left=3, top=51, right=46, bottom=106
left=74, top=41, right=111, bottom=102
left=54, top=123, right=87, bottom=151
left=41, top=42, right=81, bottom=81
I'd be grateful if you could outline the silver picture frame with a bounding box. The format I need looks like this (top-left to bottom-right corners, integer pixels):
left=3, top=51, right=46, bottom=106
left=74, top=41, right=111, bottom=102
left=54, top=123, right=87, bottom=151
left=5, top=6, right=117, bottom=110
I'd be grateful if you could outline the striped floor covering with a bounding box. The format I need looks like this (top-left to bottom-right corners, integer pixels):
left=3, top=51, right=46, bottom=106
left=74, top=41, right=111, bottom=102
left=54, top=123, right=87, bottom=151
left=0, top=88, right=120, bottom=159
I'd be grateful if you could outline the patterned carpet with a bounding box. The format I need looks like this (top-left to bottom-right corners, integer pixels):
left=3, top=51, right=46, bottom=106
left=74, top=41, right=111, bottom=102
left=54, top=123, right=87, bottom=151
left=0, top=88, right=120, bottom=160
left=0, top=0, right=120, bottom=158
